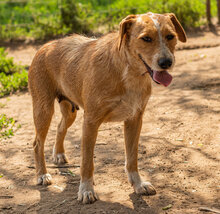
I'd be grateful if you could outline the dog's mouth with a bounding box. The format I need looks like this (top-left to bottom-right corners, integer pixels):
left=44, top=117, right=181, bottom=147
left=138, top=54, right=172, bottom=87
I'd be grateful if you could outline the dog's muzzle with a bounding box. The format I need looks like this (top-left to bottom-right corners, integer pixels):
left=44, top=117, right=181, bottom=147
left=138, top=54, right=160, bottom=84
left=138, top=54, right=173, bottom=87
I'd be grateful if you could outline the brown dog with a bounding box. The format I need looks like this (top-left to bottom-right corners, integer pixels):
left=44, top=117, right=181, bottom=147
left=28, top=12, right=186, bottom=204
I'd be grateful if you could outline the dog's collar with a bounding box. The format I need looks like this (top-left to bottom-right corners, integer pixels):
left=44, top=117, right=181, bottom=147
left=138, top=54, right=160, bottom=84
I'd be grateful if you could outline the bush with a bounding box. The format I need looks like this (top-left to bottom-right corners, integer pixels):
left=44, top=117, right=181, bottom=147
left=0, top=71, right=28, bottom=97
left=0, top=48, right=28, bottom=97
left=0, top=114, right=20, bottom=139
left=61, top=0, right=91, bottom=34
left=0, top=48, right=25, bottom=75
left=163, top=0, right=205, bottom=28
left=99, top=0, right=212, bottom=30
left=0, top=0, right=218, bottom=40
left=0, top=0, right=91, bottom=40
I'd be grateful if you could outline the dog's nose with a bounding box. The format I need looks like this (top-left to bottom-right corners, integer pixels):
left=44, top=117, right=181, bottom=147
left=158, top=58, right=172, bottom=69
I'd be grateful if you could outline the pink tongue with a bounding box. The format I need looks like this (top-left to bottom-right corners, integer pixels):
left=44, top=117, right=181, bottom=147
left=153, top=70, right=172, bottom=87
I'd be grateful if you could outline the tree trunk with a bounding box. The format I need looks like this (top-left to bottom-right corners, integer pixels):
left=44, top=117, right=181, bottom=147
left=217, top=0, right=220, bottom=24
left=206, top=0, right=212, bottom=27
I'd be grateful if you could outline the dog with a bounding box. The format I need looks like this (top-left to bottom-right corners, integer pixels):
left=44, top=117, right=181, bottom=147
left=28, top=12, right=186, bottom=204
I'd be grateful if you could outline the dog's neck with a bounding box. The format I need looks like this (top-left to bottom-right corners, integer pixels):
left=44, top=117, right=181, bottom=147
left=96, top=32, right=143, bottom=75
left=92, top=32, right=151, bottom=91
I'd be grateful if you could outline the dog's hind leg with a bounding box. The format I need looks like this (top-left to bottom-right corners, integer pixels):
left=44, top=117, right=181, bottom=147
left=53, top=99, right=77, bottom=164
left=124, top=112, right=156, bottom=196
left=32, top=98, right=55, bottom=185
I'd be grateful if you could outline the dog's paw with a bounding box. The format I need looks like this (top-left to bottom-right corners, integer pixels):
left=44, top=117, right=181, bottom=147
left=134, top=181, right=156, bottom=195
left=37, top=173, right=52, bottom=185
left=77, top=190, right=99, bottom=204
left=53, top=153, right=68, bottom=165
left=77, top=179, right=99, bottom=204
left=127, top=171, right=156, bottom=196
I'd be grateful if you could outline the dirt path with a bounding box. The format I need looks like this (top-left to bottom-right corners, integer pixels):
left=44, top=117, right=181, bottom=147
left=0, top=32, right=220, bottom=213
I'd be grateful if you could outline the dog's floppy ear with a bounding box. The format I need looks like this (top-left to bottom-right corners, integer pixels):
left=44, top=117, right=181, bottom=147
left=166, top=13, right=187, bottom=43
left=118, top=15, right=136, bottom=50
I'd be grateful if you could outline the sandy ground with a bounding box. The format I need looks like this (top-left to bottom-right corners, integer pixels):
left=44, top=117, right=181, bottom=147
left=0, top=30, right=220, bottom=214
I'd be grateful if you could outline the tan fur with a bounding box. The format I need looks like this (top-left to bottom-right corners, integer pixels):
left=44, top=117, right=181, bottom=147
left=28, top=12, right=186, bottom=203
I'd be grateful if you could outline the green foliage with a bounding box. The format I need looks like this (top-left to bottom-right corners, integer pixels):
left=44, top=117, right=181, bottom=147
left=96, top=0, right=217, bottom=30
left=0, top=48, right=28, bottom=97
left=0, top=71, right=28, bottom=97
left=0, top=0, right=218, bottom=40
left=0, top=114, right=17, bottom=138
left=0, top=48, right=24, bottom=75
left=60, top=0, right=91, bottom=34
left=163, top=0, right=206, bottom=28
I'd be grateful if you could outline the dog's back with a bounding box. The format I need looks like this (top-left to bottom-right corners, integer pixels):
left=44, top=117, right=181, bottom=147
left=28, top=33, right=123, bottom=109
left=28, top=35, right=95, bottom=104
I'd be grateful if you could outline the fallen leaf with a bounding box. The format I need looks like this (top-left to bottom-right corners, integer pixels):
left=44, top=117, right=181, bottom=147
left=67, top=170, right=76, bottom=177
left=176, top=139, right=183, bottom=141
left=162, top=204, right=172, bottom=210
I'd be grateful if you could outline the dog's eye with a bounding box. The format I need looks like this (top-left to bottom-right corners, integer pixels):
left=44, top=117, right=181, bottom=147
left=166, top=34, right=174, bottom=41
left=141, top=36, right=152, bottom=42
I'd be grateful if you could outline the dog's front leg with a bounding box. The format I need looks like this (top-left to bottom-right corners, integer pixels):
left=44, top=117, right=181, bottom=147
left=77, top=116, right=100, bottom=204
left=124, top=112, right=156, bottom=196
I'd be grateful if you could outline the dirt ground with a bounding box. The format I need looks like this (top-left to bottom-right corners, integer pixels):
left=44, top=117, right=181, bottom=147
left=0, top=29, right=220, bottom=214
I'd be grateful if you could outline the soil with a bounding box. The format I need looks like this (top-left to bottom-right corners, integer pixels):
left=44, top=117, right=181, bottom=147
left=0, top=29, right=220, bottom=214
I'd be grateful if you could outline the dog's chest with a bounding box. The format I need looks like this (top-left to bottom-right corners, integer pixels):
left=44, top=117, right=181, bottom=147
left=104, top=90, right=147, bottom=122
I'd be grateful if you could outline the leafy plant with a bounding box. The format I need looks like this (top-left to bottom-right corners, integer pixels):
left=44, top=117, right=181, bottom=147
left=0, top=0, right=218, bottom=40
left=0, top=48, right=28, bottom=97
left=0, top=48, right=25, bottom=75
left=61, top=0, right=91, bottom=34
left=0, top=114, right=19, bottom=139
left=0, top=71, right=28, bottom=97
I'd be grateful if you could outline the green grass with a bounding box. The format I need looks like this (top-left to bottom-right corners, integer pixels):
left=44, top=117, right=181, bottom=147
left=0, top=0, right=218, bottom=40
left=0, top=48, right=24, bottom=139
left=0, top=48, right=25, bottom=75
left=0, top=114, right=19, bottom=139
left=0, top=48, right=28, bottom=97
left=0, top=71, right=28, bottom=97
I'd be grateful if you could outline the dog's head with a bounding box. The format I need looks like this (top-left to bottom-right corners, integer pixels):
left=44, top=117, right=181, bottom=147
left=118, top=12, right=186, bottom=87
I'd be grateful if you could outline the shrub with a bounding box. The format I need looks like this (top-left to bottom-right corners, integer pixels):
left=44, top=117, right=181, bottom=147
left=61, top=0, right=91, bottom=34
left=163, top=0, right=205, bottom=28
left=0, top=71, right=28, bottom=97
left=0, top=0, right=218, bottom=40
left=99, top=0, right=210, bottom=30
left=0, top=48, right=25, bottom=75
left=0, top=48, right=28, bottom=97
left=0, top=114, right=16, bottom=138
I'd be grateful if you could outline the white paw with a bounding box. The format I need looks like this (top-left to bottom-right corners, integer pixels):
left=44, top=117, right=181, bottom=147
left=77, top=178, right=99, bottom=204
left=134, top=181, right=156, bottom=195
left=78, top=190, right=99, bottom=204
left=127, top=171, right=156, bottom=196
left=53, top=153, right=68, bottom=165
left=37, top=173, right=52, bottom=185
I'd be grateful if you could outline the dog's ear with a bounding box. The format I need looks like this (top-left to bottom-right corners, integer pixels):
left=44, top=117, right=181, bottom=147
left=118, top=15, right=136, bottom=50
left=166, top=13, right=187, bottom=43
